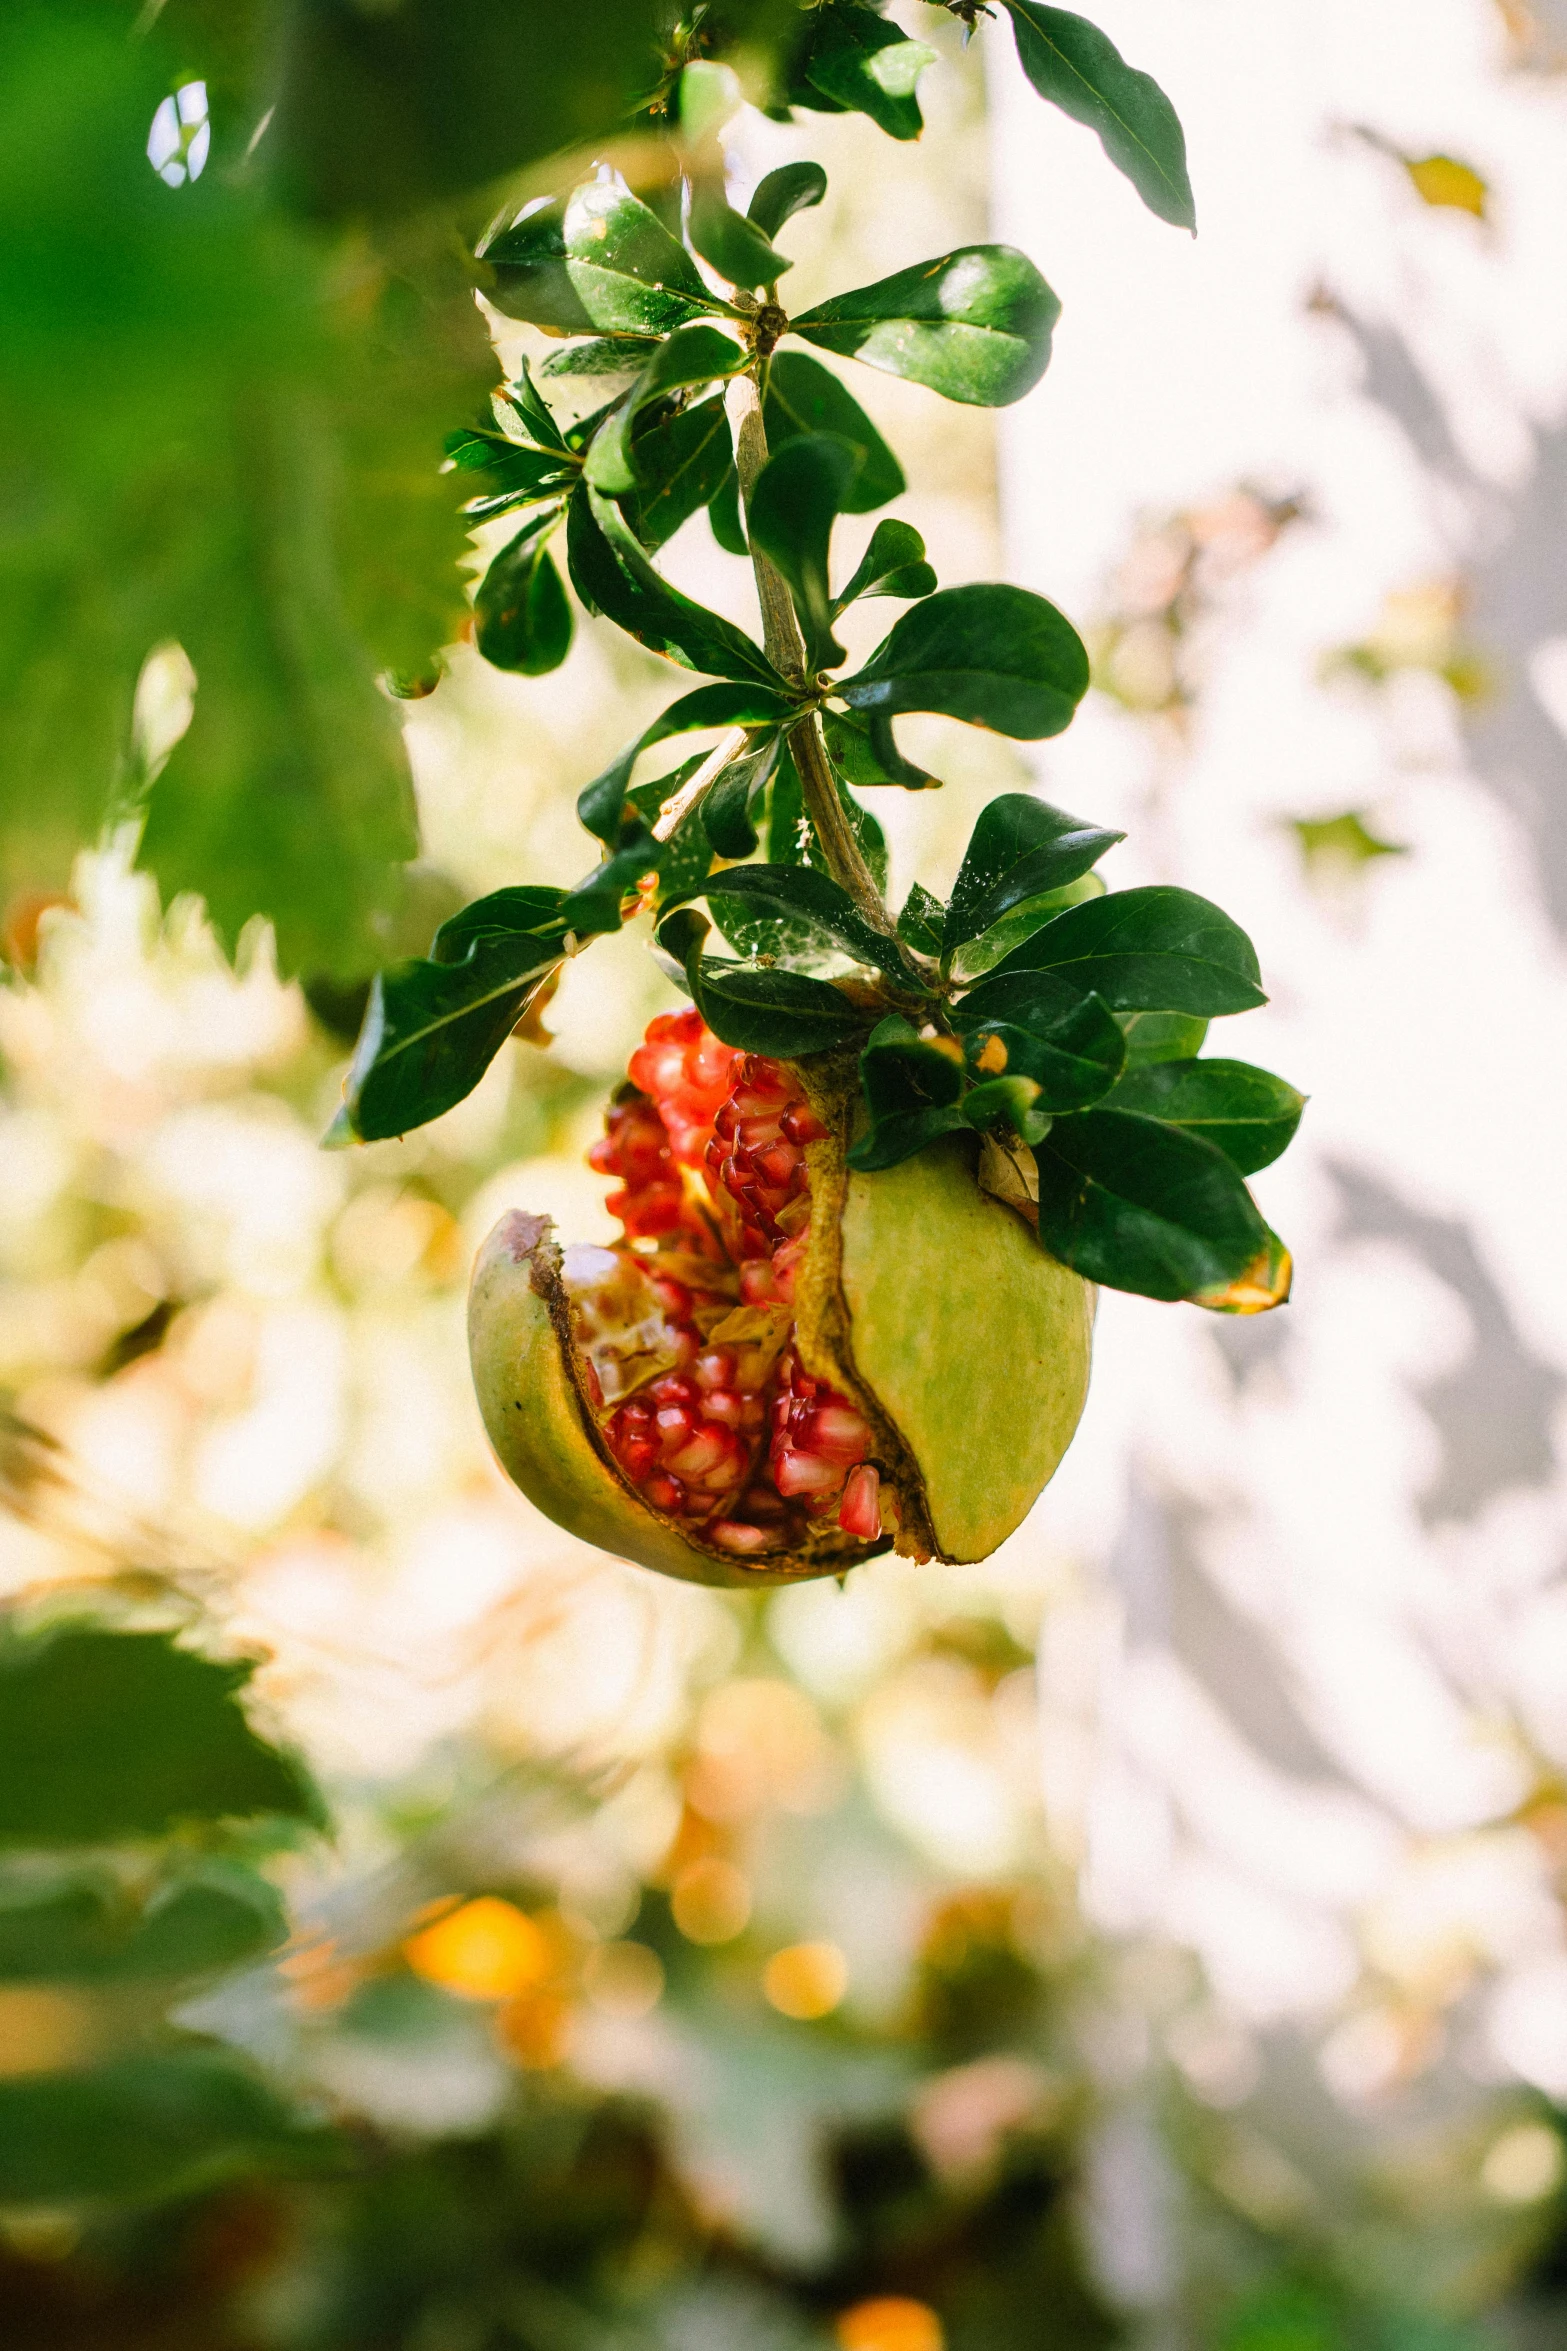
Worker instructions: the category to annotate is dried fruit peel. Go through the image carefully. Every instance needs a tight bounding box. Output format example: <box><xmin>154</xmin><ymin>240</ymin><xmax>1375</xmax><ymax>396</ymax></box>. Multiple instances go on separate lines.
<box><xmin>469</xmin><ymin>1036</ymin><xmax>1095</xmax><ymax>1586</ymax></box>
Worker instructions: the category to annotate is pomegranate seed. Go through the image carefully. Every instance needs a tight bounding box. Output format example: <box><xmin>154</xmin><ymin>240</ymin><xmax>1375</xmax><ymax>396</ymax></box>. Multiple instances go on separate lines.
<box><xmin>740</xmin><ymin>1261</ymin><xmax>778</xmax><ymax>1305</ymax></box>
<box><xmin>781</xmin><ymin>1103</ymin><xmax>828</xmax><ymax>1145</ymax></box>
<box><xmin>649</xmin><ymin>1376</ymin><xmax>696</xmax><ymax>1405</ymax></box>
<box><xmin>839</xmin><ymin>1464</ymin><xmax>881</xmax><ymax>1538</ymax></box>
<box><xmin>703</xmin><ymin>1388</ymin><xmax>744</xmax><ymax>1427</ymax></box>
<box><xmin>803</xmin><ymin>1405</ymin><xmax>871</xmax><ymax>1461</ymax></box>
<box><xmin>712</xmin><ymin>1520</ymin><xmax>771</xmax><ymax>1555</ymax></box>
<box><xmin>643</xmin><ymin>1471</ymin><xmax>685</xmax><ymax>1513</ymax></box>
<box><xmin>666</xmin><ymin>1426</ymin><xmax>731</xmax><ymax>1480</ymax></box>
<box><xmin>773</xmin><ymin>1447</ymin><xmax>843</xmax><ymax>1499</ymax></box>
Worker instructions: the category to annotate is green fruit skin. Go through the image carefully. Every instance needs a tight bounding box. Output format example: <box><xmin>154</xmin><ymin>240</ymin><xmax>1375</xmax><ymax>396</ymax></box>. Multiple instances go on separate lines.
<box><xmin>834</xmin><ymin>1138</ymin><xmax>1093</xmax><ymax>1562</ymax></box>
<box><xmin>468</xmin><ymin>1213</ymin><xmax>839</xmax><ymax>1590</ymax></box>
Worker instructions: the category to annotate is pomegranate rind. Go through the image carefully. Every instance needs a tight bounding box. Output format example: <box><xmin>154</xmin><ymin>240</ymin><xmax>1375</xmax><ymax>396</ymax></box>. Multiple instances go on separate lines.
<box><xmin>821</xmin><ymin>1135</ymin><xmax>1093</xmax><ymax>1562</ymax></box>
<box><xmin>468</xmin><ymin>1211</ymin><xmax>884</xmax><ymax>1589</ymax></box>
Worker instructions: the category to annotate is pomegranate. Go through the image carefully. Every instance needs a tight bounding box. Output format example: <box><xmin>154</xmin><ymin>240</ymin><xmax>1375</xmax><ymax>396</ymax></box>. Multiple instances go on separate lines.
<box><xmin>469</xmin><ymin>1010</ymin><xmax>1094</xmax><ymax>1586</ymax></box>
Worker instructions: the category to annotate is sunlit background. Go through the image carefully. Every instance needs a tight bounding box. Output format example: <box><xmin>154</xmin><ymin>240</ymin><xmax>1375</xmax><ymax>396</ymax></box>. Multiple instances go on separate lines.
<box><xmin>4</xmin><ymin>2</ymin><xmax>1567</xmax><ymax>2344</ymax></box>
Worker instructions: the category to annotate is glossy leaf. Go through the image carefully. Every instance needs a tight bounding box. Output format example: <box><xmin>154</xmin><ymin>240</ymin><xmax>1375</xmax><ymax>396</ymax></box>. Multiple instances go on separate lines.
<box><xmin>748</xmin><ymin>435</ymin><xmax>858</xmax><ymax>672</ymax></box>
<box><xmin>473</xmin><ymin>510</ymin><xmax>572</xmax><ymax>674</ymax></box>
<box><xmin>763</xmin><ymin>353</ymin><xmax>905</xmax><ymax>512</ymax></box>
<box><xmin>689</xmin><ymin>184</ymin><xmax>792</xmax><ymax>290</ymax></box>
<box><xmin>577</xmin><ymin>681</ymin><xmax>798</xmax><ymax>844</ymax></box>
<box><xmin>944</xmin><ymin>793</ymin><xmax>1122</xmax><ymax>953</ymax></box>
<box><xmin>538</xmin><ymin>336</ymin><xmax>654</xmax><ymax>379</ymax></box>
<box><xmin>482</xmin><ymin>182</ymin><xmax>720</xmax><ymax>336</ymax></box>
<box><xmin>792</xmin><ymin>247</ymin><xmax>1060</xmax><ymax>407</ymax></box>
<box><xmin>824</xmin><ymin>709</ymin><xmax>941</xmax><ymax>791</ymax></box>
<box><xmin>674</xmin><ymin>934</ymin><xmax>867</xmax><ymax>1057</ymax></box>
<box><xmin>897</xmin><ymin>882</ymin><xmax>946</xmax><ymax>957</ymax></box>
<box><xmin>567</xmin><ymin>487</ymin><xmax>786</xmax><ymax>688</ymax></box>
<box><xmin>948</xmin><ymin>872</ymin><xmax>1106</xmax><ymax>982</ymax></box>
<box><xmin>0</xmin><ymin>2050</ymin><xmax>332</xmax><ymax>2207</ymax></box>
<box><xmin>833</xmin><ymin>519</ymin><xmax>937</xmax><ymax>615</ymax></box>
<box><xmin>1191</xmin><ymin>1227</ymin><xmax>1294</xmax><ymax>1315</ymax></box>
<box><xmin>859</xmin><ymin>1016</ymin><xmax>966</xmax><ymax>1118</ymax></box>
<box><xmin>678</xmin><ymin>862</ymin><xmax>916</xmax><ymax>990</ymax></box>
<box><xmin>963</xmin><ymin>994</ymin><xmax>1125</xmax><ymax>1111</ymax></box>
<box><xmin>444</xmin><ymin>431</ymin><xmax>575</xmax><ymax>513</ymax></box>
<box><xmin>701</xmin><ymin>737</ymin><xmax>783</xmax><ymax>858</ymax></box>
<box><xmin>951</xmin><ymin>962</ymin><xmax>1096</xmax><ymax>1039</ymax></box>
<box><xmin>848</xmin><ymin>1102</ymin><xmax>972</xmax><ymax>1172</ymax></box>
<box><xmin>793</xmin><ymin>4</ymin><xmax>937</xmax><ymax>142</ymax></box>
<box><xmin>1118</xmin><ymin>1009</ymin><xmax>1209</xmax><ymax>1066</ymax></box>
<box><xmin>709</xmin><ymin>463</ymin><xmax>748</xmax><ymax>554</ymax></box>
<box><xmin>627</xmin><ymin>398</ymin><xmax>735</xmax><ymax>551</ymax></box>
<box><xmin>494</xmin><ymin>358</ymin><xmax>570</xmax><ymax>452</ymax></box>
<box><xmin>837</xmin><ymin>585</ymin><xmax>1090</xmax><ymax>738</ymax></box>
<box><xmin>0</xmin><ymin>1628</ymin><xmax>319</xmax><ymax>1847</ymax></box>
<box><xmin>583</xmin><ymin>324</ymin><xmax>745</xmax><ymax>497</ymax></box>
<box><xmin>993</xmin><ymin>885</ymin><xmax>1266</xmax><ymax>1013</ymax></box>
<box><xmin>335</xmin><ymin>923</ymin><xmax>569</xmax><ymax>1143</ymax></box>
<box><xmin>1108</xmin><ymin>1057</ymin><xmax>1305</xmax><ymax>1173</ymax></box>
<box><xmin>962</xmin><ymin>1073</ymin><xmax>1051</xmax><ymax>1146</ymax></box>
<box><xmin>748</xmin><ymin>162</ymin><xmax>829</xmax><ymax>240</ymax></box>
<box><xmin>1034</xmin><ymin>1108</ymin><xmax>1267</xmax><ymax>1300</ymax></box>
<box><xmin>1003</xmin><ymin>2</ymin><xmax>1196</xmax><ymax>232</ymax></box>
<box><xmin>0</xmin><ymin>1862</ymin><xmax>286</xmax><ymax>1984</ymax></box>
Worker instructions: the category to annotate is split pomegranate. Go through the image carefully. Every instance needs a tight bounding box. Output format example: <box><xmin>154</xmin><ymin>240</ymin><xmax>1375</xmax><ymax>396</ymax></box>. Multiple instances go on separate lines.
<box><xmin>568</xmin><ymin>1011</ymin><xmax>883</xmax><ymax>1558</ymax></box>
<box><xmin>470</xmin><ymin>1004</ymin><xmax>1096</xmax><ymax>1585</ymax></box>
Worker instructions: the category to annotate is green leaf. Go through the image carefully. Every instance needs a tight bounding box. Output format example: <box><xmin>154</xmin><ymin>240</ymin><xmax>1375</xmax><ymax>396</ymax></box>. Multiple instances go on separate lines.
<box><xmin>1034</xmin><ymin>1108</ymin><xmax>1267</xmax><ymax>1299</ymax></box>
<box><xmin>824</xmin><ymin>708</ymin><xmax>940</xmax><ymax>790</ymax></box>
<box><xmin>538</xmin><ymin>337</ymin><xmax>654</xmax><ymax>379</ymax></box>
<box><xmin>833</xmin><ymin>519</ymin><xmax>937</xmax><ymax>614</ymax></box>
<box><xmin>1118</xmin><ymin>1009</ymin><xmax>1209</xmax><ymax>1066</ymax></box>
<box><xmin>473</xmin><ymin>509</ymin><xmax>573</xmax><ymax>674</ymax></box>
<box><xmin>792</xmin><ymin>247</ymin><xmax>1060</xmax><ymax>407</ymax></box>
<box><xmin>688</xmin><ymin>184</ymin><xmax>793</xmax><ymax>291</ymax></box>
<box><xmin>0</xmin><ymin>11</ymin><xmax>505</xmax><ymax>982</ymax></box>
<box><xmin>709</xmin><ymin>463</ymin><xmax>748</xmax><ymax>555</ymax></box>
<box><xmin>577</xmin><ymin>682</ymin><xmax>798</xmax><ymax>845</ymax></box>
<box><xmin>793</xmin><ymin>4</ymin><xmax>937</xmax><ymax>142</ymax></box>
<box><xmin>267</xmin><ymin>0</ymin><xmax>671</xmax><ymax>220</ymax></box>
<box><xmin>747</xmin><ymin>435</ymin><xmax>859</xmax><ymax>672</ymax></box>
<box><xmin>951</xmin><ymin>962</ymin><xmax>1094</xmax><ymax>1038</ymax></box>
<box><xmin>494</xmin><ymin>358</ymin><xmax>571</xmax><ymax>453</ymax></box>
<box><xmin>583</xmin><ymin>323</ymin><xmax>745</xmax><ymax>497</ymax></box>
<box><xmin>837</xmin><ymin>585</ymin><xmax>1089</xmax><ymax>738</ymax></box>
<box><xmin>567</xmin><ymin>486</ymin><xmax>786</xmax><ymax>687</ymax></box>
<box><xmin>948</xmin><ymin>871</ymin><xmax>1106</xmax><ymax>981</ymax></box>
<box><xmin>335</xmin><ymin>909</ymin><xmax>571</xmax><ymax>1143</ymax></box>
<box><xmin>0</xmin><ymin>1861</ymin><xmax>286</xmax><ymax>1984</ymax></box>
<box><xmin>701</xmin><ymin>738</ymin><xmax>783</xmax><ymax>858</ymax></box>
<box><xmin>962</xmin><ymin>995</ymin><xmax>1125</xmax><ymax>1111</ymax></box>
<box><xmin>663</xmin><ymin>913</ymin><xmax>867</xmax><ymax>1055</ymax></box>
<box><xmin>0</xmin><ymin>1627</ymin><xmax>320</xmax><ymax>1847</ymax></box>
<box><xmin>626</xmin><ymin>398</ymin><xmax>735</xmax><ymax>551</ymax></box>
<box><xmin>482</xmin><ymin>182</ymin><xmax>721</xmax><ymax>336</ymax></box>
<box><xmin>681</xmin><ymin>862</ymin><xmax>917</xmax><ymax>990</ymax></box>
<box><xmin>748</xmin><ymin>162</ymin><xmax>829</xmax><ymax>240</ymax></box>
<box><xmin>1107</xmin><ymin>1058</ymin><xmax>1305</xmax><ymax>1174</ymax></box>
<box><xmin>0</xmin><ymin>2050</ymin><xmax>333</xmax><ymax>2208</ymax></box>
<box><xmin>764</xmin><ymin>353</ymin><xmax>904</xmax><ymax>512</ymax></box>
<box><xmin>897</xmin><ymin>882</ymin><xmax>946</xmax><ymax>956</ymax></box>
<box><xmin>1002</xmin><ymin>3</ymin><xmax>1196</xmax><ymax>232</ymax></box>
<box><xmin>962</xmin><ymin>1073</ymin><xmax>1051</xmax><ymax>1146</ymax></box>
<box><xmin>444</xmin><ymin>431</ymin><xmax>575</xmax><ymax>513</ymax></box>
<box><xmin>944</xmin><ymin>793</ymin><xmax>1122</xmax><ymax>953</ymax></box>
<box><xmin>859</xmin><ymin>1016</ymin><xmax>966</xmax><ymax>1117</ymax></box>
<box><xmin>993</xmin><ymin>885</ymin><xmax>1267</xmax><ymax>1013</ymax></box>
<box><xmin>847</xmin><ymin>1103</ymin><xmax>972</xmax><ymax>1171</ymax></box>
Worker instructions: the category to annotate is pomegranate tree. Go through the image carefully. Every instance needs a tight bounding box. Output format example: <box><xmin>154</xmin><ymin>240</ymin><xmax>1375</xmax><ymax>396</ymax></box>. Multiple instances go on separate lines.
<box><xmin>333</xmin><ymin>59</ymin><xmax>1303</xmax><ymax>1583</ymax></box>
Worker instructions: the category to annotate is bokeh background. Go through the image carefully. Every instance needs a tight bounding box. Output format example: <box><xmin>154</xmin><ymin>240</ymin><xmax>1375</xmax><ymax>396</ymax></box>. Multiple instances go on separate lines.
<box><xmin>4</xmin><ymin>3</ymin><xmax>1567</xmax><ymax>2345</ymax></box>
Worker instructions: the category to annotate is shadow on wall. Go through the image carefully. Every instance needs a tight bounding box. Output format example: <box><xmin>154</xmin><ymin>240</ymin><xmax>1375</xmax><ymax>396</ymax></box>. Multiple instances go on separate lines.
<box><xmin>1329</xmin><ymin>1161</ymin><xmax>1564</xmax><ymax>1525</ymax></box>
<box><xmin>1327</xmin><ymin>294</ymin><xmax>1567</xmax><ymax>937</ymax></box>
